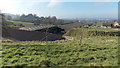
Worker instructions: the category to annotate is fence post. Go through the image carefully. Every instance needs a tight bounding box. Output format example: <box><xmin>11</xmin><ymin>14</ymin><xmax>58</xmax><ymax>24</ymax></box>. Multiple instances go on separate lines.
<box><xmin>80</xmin><ymin>29</ymin><xmax>83</xmax><ymax>45</ymax></box>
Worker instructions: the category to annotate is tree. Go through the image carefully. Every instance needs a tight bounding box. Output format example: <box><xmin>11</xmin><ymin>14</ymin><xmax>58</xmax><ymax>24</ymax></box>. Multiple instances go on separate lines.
<box><xmin>6</xmin><ymin>15</ymin><xmax>12</xmax><ymax>20</ymax></box>
<box><xmin>20</xmin><ymin>14</ymin><xmax>26</xmax><ymax>22</ymax></box>
<box><xmin>11</xmin><ymin>13</ymin><xmax>67</xmax><ymax>25</ymax></box>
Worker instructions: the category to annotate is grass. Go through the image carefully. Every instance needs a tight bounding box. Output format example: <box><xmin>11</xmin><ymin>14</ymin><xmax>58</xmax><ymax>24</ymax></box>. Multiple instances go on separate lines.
<box><xmin>69</xmin><ymin>28</ymin><xmax>119</xmax><ymax>32</ymax></box>
<box><xmin>9</xmin><ymin>21</ymin><xmax>34</xmax><ymax>26</ymax></box>
<box><xmin>64</xmin><ymin>28</ymin><xmax>119</xmax><ymax>37</ymax></box>
<box><xmin>1</xmin><ymin>28</ymin><xmax>119</xmax><ymax>67</ymax></box>
<box><xmin>2</xmin><ymin>37</ymin><xmax>118</xmax><ymax>66</ymax></box>
<box><xmin>7</xmin><ymin>20</ymin><xmax>34</xmax><ymax>28</ymax></box>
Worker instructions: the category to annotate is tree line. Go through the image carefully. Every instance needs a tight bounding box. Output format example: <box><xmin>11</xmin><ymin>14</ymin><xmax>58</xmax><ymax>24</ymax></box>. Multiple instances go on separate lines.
<box><xmin>6</xmin><ymin>14</ymin><xmax>70</xmax><ymax>25</ymax></box>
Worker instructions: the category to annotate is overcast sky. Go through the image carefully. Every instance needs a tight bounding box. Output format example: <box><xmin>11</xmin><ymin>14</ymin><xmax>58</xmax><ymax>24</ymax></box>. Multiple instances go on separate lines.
<box><xmin>0</xmin><ymin>0</ymin><xmax>119</xmax><ymax>19</ymax></box>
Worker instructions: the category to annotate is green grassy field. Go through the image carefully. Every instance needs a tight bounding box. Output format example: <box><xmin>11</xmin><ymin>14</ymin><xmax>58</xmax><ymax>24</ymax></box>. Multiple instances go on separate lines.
<box><xmin>7</xmin><ymin>20</ymin><xmax>34</xmax><ymax>28</ymax></box>
<box><xmin>64</xmin><ymin>28</ymin><xmax>119</xmax><ymax>37</ymax></box>
<box><xmin>1</xmin><ymin>28</ymin><xmax>119</xmax><ymax>67</ymax></box>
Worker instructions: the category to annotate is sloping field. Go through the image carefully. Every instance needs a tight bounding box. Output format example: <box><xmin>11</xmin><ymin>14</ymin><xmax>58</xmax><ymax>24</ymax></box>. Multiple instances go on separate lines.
<box><xmin>64</xmin><ymin>28</ymin><xmax>119</xmax><ymax>37</ymax></box>
<box><xmin>7</xmin><ymin>21</ymin><xmax>34</xmax><ymax>28</ymax></box>
<box><xmin>1</xmin><ymin>28</ymin><xmax>119</xmax><ymax>67</ymax></box>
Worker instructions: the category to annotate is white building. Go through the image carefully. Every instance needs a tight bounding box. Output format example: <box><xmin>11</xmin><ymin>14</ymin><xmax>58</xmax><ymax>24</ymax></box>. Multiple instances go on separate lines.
<box><xmin>113</xmin><ymin>21</ymin><xmax>119</xmax><ymax>27</ymax></box>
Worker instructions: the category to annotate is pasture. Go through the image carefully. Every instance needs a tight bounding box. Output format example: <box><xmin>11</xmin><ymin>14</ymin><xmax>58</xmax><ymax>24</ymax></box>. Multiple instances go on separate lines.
<box><xmin>7</xmin><ymin>21</ymin><xmax>34</xmax><ymax>28</ymax></box>
<box><xmin>1</xmin><ymin>28</ymin><xmax>119</xmax><ymax>67</ymax></box>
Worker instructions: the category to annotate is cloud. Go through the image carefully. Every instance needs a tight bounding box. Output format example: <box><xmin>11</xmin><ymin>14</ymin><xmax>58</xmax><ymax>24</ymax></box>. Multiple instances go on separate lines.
<box><xmin>93</xmin><ymin>0</ymin><xmax>118</xmax><ymax>7</ymax></box>
<box><xmin>47</xmin><ymin>0</ymin><xmax>61</xmax><ymax>8</ymax></box>
<box><xmin>0</xmin><ymin>0</ymin><xmax>118</xmax><ymax>14</ymax></box>
<box><xmin>0</xmin><ymin>0</ymin><xmax>53</xmax><ymax>14</ymax></box>
<box><xmin>46</xmin><ymin>0</ymin><xmax>118</xmax><ymax>8</ymax></box>
<box><xmin>93</xmin><ymin>2</ymin><xmax>107</xmax><ymax>7</ymax></box>
<box><xmin>0</xmin><ymin>0</ymin><xmax>21</xmax><ymax>13</ymax></box>
<box><xmin>0</xmin><ymin>0</ymin><xmax>44</xmax><ymax>14</ymax></box>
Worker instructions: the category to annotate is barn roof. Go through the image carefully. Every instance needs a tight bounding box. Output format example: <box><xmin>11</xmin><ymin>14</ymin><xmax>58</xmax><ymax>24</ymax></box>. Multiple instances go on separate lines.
<box><xmin>19</xmin><ymin>24</ymin><xmax>55</xmax><ymax>31</ymax></box>
<box><xmin>19</xmin><ymin>22</ymin><xmax>82</xmax><ymax>31</ymax></box>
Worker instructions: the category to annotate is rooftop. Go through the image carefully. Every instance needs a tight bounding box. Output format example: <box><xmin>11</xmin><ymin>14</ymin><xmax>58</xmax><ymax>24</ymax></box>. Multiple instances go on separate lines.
<box><xmin>19</xmin><ymin>24</ymin><xmax>55</xmax><ymax>31</ymax></box>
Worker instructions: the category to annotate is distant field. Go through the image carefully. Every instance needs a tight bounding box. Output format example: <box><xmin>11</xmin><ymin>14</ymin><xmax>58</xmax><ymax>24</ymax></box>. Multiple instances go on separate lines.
<box><xmin>7</xmin><ymin>20</ymin><xmax>34</xmax><ymax>28</ymax></box>
<box><xmin>64</xmin><ymin>28</ymin><xmax>119</xmax><ymax>37</ymax></box>
<box><xmin>1</xmin><ymin>28</ymin><xmax>118</xmax><ymax>67</ymax></box>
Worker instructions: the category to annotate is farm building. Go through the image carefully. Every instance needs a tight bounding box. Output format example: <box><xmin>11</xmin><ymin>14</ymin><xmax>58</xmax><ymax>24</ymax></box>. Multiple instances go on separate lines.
<box><xmin>113</xmin><ymin>21</ymin><xmax>119</xmax><ymax>27</ymax></box>
<box><xmin>2</xmin><ymin>20</ymin><xmax>83</xmax><ymax>41</ymax></box>
<box><xmin>103</xmin><ymin>21</ymin><xmax>119</xmax><ymax>28</ymax></box>
<box><xmin>3</xmin><ymin>25</ymin><xmax>65</xmax><ymax>41</ymax></box>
